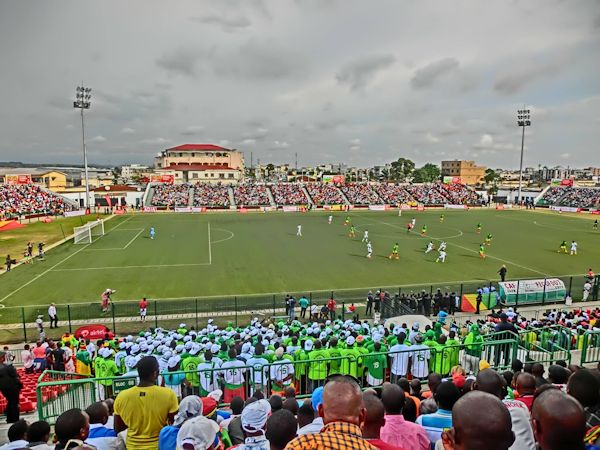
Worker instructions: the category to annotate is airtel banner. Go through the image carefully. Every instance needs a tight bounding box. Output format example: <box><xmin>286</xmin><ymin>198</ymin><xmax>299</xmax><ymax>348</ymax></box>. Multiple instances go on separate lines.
<box><xmin>5</xmin><ymin>175</ymin><xmax>32</xmax><ymax>185</ymax></box>
<box><xmin>74</xmin><ymin>324</ymin><xmax>110</xmax><ymax>340</ymax></box>
<box><xmin>150</xmin><ymin>175</ymin><xmax>175</xmax><ymax>184</ymax></box>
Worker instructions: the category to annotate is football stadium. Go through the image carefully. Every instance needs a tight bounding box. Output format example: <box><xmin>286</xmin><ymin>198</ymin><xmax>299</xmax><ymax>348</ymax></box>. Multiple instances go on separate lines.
<box><xmin>0</xmin><ymin>1</ymin><xmax>599</xmax><ymax>449</ymax></box>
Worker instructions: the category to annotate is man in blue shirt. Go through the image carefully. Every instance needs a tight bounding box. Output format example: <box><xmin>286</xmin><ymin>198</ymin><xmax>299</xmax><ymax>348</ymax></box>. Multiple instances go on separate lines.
<box><xmin>416</xmin><ymin>380</ymin><xmax>461</xmax><ymax>446</ymax></box>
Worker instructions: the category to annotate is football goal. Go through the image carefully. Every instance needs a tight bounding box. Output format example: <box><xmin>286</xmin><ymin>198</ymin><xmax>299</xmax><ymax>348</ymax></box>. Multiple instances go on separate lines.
<box><xmin>73</xmin><ymin>219</ymin><xmax>105</xmax><ymax>244</ymax></box>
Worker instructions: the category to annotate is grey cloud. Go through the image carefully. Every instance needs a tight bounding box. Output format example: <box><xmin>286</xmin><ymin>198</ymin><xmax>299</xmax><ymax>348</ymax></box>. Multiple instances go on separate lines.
<box><xmin>493</xmin><ymin>59</ymin><xmax>566</xmax><ymax>95</ymax></box>
<box><xmin>411</xmin><ymin>57</ymin><xmax>460</xmax><ymax>89</ymax></box>
<box><xmin>190</xmin><ymin>13</ymin><xmax>251</xmax><ymax>31</ymax></box>
<box><xmin>336</xmin><ymin>54</ymin><xmax>396</xmax><ymax>91</ymax></box>
<box><xmin>156</xmin><ymin>47</ymin><xmax>206</xmax><ymax>77</ymax></box>
<box><xmin>180</xmin><ymin>125</ymin><xmax>205</xmax><ymax>136</ymax></box>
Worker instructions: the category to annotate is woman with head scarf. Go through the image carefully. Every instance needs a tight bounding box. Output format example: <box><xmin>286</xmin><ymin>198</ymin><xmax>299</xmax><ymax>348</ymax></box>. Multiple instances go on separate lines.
<box><xmin>158</xmin><ymin>395</ymin><xmax>203</xmax><ymax>450</ymax></box>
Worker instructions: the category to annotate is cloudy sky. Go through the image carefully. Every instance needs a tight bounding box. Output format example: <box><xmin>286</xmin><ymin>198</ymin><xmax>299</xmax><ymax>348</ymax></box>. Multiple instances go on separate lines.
<box><xmin>0</xmin><ymin>0</ymin><xmax>599</xmax><ymax>169</ymax></box>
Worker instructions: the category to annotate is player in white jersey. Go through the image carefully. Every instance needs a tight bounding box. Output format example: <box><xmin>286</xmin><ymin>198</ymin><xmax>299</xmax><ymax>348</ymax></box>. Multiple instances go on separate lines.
<box><xmin>411</xmin><ymin>218</ymin><xmax>416</xmax><ymax>227</ymax></box>
<box><xmin>362</xmin><ymin>229</ymin><xmax>369</xmax><ymax>242</ymax></box>
<box><xmin>366</xmin><ymin>241</ymin><xmax>373</xmax><ymax>259</ymax></box>
<box><xmin>328</xmin><ymin>215</ymin><xmax>333</xmax><ymax>224</ymax></box>
<box><xmin>570</xmin><ymin>241</ymin><xmax>578</xmax><ymax>255</ymax></box>
<box><xmin>296</xmin><ymin>224</ymin><xmax>302</xmax><ymax>236</ymax></box>
<box><xmin>409</xmin><ymin>336</ymin><xmax>431</xmax><ymax>379</ymax></box>
<box><xmin>438</xmin><ymin>241</ymin><xmax>447</xmax><ymax>252</ymax></box>
<box><xmin>436</xmin><ymin>250</ymin><xmax>447</xmax><ymax>263</ymax></box>
<box><xmin>389</xmin><ymin>340</ymin><xmax>411</xmax><ymax>382</ymax></box>
<box><xmin>425</xmin><ymin>241</ymin><xmax>434</xmax><ymax>254</ymax></box>
<box><xmin>198</xmin><ymin>354</ymin><xmax>221</xmax><ymax>396</ymax></box>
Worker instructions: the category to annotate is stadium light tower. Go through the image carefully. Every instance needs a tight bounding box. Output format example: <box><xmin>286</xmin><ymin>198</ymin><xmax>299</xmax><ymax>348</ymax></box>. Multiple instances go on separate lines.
<box><xmin>73</xmin><ymin>85</ymin><xmax>92</xmax><ymax>208</ymax></box>
<box><xmin>516</xmin><ymin>107</ymin><xmax>531</xmax><ymax>205</ymax></box>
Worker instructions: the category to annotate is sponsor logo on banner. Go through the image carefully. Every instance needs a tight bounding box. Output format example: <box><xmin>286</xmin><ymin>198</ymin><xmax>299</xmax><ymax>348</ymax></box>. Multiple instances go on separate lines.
<box><xmin>64</xmin><ymin>209</ymin><xmax>87</xmax><ymax>218</ymax></box>
<box><xmin>368</xmin><ymin>205</ymin><xmax>387</xmax><ymax>211</ymax></box>
<box><xmin>444</xmin><ymin>204</ymin><xmax>468</xmax><ymax>209</ymax></box>
<box><xmin>143</xmin><ymin>207</ymin><xmax>157</xmax><ymax>213</ymax></box>
<box><xmin>150</xmin><ymin>175</ymin><xmax>175</xmax><ymax>184</ymax></box>
<box><xmin>592</xmin><ymin>210</ymin><xmax>600</xmax><ymax>215</ymax></box>
<box><xmin>496</xmin><ymin>204</ymin><xmax>504</xmax><ymax>210</ymax></box>
<box><xmin>238</xmin><ymin>208</ymin><xmax>248</xmax><ymax>213</ymax></box>
<box><xmin>560</xmin><ymin>179</ymin><xmax>574</xmax><ymax>186</ymax></box>
<box><xmin>417</xmin><ymin>205</ymin><xmax>425</xmax><ymax>211</ymax></box>
<box><xmin>191</xmin><ymin>207</ymin><xmax>205</xmax><ymax>213</ymax></box>
<box><xmin>5</xmin><ymin>174</ymin><xmax>32</xmax><ymax>185</ymax></box>
<box><xmin>551</xmin><ymin>206</ymin><xmax>580</xmax><ymax>213</ymax></box>
<box><xmin>400</xmin><ymin>204</ymin><xmax>412</xmax><ymax>210</ymax></box>
<box><xmin>322</xmin><ymin>175</ymin><xmax>345</xmax><ymax>185</ymax></box>
<box><xmin>282</xmin><ymin>206</ymin><xmax>299</xmax><ymax>212</ymax></box>
<box><xmin>330</xmin><ymin>204</ymin><xmax>346</xmax><ymax>211</ymax></box>
<box><xmin>75</xmin><ymin>324</ymin><xmax>110</xmax><ymax>340</ymax></box>
<box><xmin>174</xmin><ymin>207</ymin><xmax>192</xmax><ymax>213</ymax></box>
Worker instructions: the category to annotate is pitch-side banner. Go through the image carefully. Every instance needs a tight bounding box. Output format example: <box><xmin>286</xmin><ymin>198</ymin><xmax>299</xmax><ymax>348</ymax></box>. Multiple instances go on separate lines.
<box><xmin>498</xmin><ymin>278</ymin><xmax>566</xmax><ymax>304</ymax></box>
<box><xmin>368</xmin><ymin>205</ymin><xmax>387</xmax><ymax>211</ymax></box>
<box><xmin>282</xmin><ymin>206</ymin><xmax>299</xmax><ymax>212</ymax></box>
<box><xmin>143</xmin><ymin>206</ymin><xmax>157</xmax><ymax>213</ymax></box>
<box><xmin>550</xmin><ymin>206</ymin><xmax>581</xmax><ymax>213</ymax></box>
<box><xmin>444</xmin><ymin>204</ymin><xmax>468</xmax><ymax>209</ymax></box>
<box><xmin>64</xmin><ymin>209</ymin><xmax>87</xmax><ymax>218</ymax></box>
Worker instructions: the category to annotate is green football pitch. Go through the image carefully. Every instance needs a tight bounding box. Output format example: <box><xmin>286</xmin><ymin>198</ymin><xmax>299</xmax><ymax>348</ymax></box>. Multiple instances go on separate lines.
<box><xmin>0</xmin><ymin>208</ymin><xmax>598</xmax><ymax>308</ymax></box>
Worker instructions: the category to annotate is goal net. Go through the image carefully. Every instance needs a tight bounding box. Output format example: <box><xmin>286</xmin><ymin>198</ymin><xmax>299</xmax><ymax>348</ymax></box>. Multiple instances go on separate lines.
<box><xmin>73</xmin><ymin>220</ymin><xmax>105</xmax><ymax>244</ymax></box>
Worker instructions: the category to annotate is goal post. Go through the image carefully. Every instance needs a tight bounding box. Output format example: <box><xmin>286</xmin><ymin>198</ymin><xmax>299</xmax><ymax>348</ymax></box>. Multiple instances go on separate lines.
<box><xmin>73</xmin><ymin>219</ymin><xmax>105</xmax><ymax>244</ymax></box>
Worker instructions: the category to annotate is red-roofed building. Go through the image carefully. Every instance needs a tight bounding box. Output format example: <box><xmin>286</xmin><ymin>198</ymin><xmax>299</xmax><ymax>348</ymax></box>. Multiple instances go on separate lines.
<box><xmin>154</xmin><ymin>144</ymin><xmax>244</xmax><ymax>184</ymax></box>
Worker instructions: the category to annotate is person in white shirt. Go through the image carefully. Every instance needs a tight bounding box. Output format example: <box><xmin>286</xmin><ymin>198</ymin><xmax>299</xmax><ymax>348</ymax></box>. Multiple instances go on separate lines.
<box><xmin>85</xmin><ymin>401</ymin><xmax>124</xmax><ymax>450</ymax></box>
<box><xmin>389</xmin><ymin>331</ymin><xmax>411</xmax><ymax>382</ymax></box>
<box><xmin>410</xmin><ymin>334</ymin><xmax>431</xmax><ymax>380</ymax></box>
<box><xmin>48</xmin><ymin>303</ymin><xmax>58</xmax><ymax>329</ymax></box>
<box><xmin>270</xmin><ymin>348</ymin><xmax>295</xmax><ymax>393</ymax></box>
<box><xmin>21</xmin><ymin>345</ymin><xmax>34</xmax><ymax>374</ymax></box>
<box><xmin>366</xmin><ymin>241</ymin><xmax>373</xmax><ymax>259</ymax></box>
<box><xmin>297</xmin><ymin>386</ymin><xmax>325</xmax><ymax>436</ymax></box>
<box><xmin>362</xmin><ymin>230</ymin><xmax>369</xmax><ymax>243</ymax></box>
<box><xmin>436</xmin><ymin>250</ymin><xmax>447</xmax><ymax>263</ymax></box>
<box><xmin>296</xmin><ymin>225</ymin><xmax>302</xmax><ymax>236</ymax></box>
<box><xmin>425</xmin><ymin>241</ymin><xmax>434</xmax><ymax>254</ymax></box>
<box><xmin>570</xmin><ymin>241</ymin><xmax>578</xmax><ymax>255</ymax></box>
<box><xmin>220</xmin><ymin>349</ymin><xmax>246</xmax><ymax>402</ymax></box>
<box><xmin>328</xmin><ymin>215</ymin><xmax>333</xmax><ymax>224</ymax></box>
<box><xmin>438</xmin><ymin>241</ymin><xmax>447</xmax><ymax>251</ymax></box>
<box><xmin>583</xmin><ymin>281</ymin><xmax>592</xmax><ymax>301</ymax></box>
<box><xmin>246</xmin><ymin>346</ymin><xmax>270</xmax><ymax>395</ymax></box>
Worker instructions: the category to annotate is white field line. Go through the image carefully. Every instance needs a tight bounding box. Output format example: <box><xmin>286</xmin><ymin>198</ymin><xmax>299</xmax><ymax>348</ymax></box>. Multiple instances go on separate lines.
<box><xmin>123</xmin><ymin>229</ymin><xmax>145</xmax><ymax>249</ymax></box>
<box><xmin>52</xmin><ymin>263</ymin><xmax>211</xmax><ymax>271</ymax></box>
<box><xmin>361</xmin><ymin>216</ymin><xmax>547</xmax><ymax>277</ymax></box>
<box><xmin>210</xmin><ymin>228</ymin><xmax>235</xmax><ymax>244</ymax></box>
<box><xmin>0</xmin><ymin>216</ymin><xmax>133</xmax><ymax>303</ymax></box>
<box><xmin>208</xmin><ymin>222</ymin><xmax>212</xmax><ymax>265</ymax></box>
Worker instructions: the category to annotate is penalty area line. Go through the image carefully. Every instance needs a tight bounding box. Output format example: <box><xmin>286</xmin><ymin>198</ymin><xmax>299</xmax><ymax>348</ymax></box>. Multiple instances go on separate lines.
<box><xmin>52</xmin><ymin>262</ymin><xmax>212</xmax><ymax>272</ymax></box>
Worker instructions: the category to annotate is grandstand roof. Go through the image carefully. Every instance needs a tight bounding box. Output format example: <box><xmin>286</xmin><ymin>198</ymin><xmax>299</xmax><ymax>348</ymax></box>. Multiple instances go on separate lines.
<box><xmin>158</xmin><ymin>164</ymin><xmax>238</xmax><ymax>171</ymax></box>
<box><xmin>165</xmin><ymin>144</ymin><xmax>233</xmax><ymax>152</ymax></box>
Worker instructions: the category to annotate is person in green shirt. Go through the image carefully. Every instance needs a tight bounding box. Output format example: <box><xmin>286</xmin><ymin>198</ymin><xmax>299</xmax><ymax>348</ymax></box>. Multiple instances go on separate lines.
<box><xmin>327</xmin><ymin>337</ymin><xmax>342</xmax><ymax>373</ymax></box>
<box><xmin>307</xmin><ymin>340</ymin><xmax>329</xmax><ymax>392</ymax></box>
<box><xmin>463</xmin><ymin>324</ymin><xmax>484</xmax><ymax>374</ymax></box>
<box><xmin>340</xmin><ymin>336</ymin><xmax>361</xmax><ymax>379</ymax></box>
<box><xmin>299</xmin><ymin>296</ymin><xmax>309</xmax><ymax>319</ymax></box>
<box><xmin>364</xmin><ymin>342</ymin><xmax>387</xmax><ymax>387</ymax></box>
<box><xmin>94</xmin><ymin>348</ymin><xmax>120</xmax><ymax>399</ymax></box>
<box><xmin>445</xmin><ymin>330</ymin><xmax>461</xmax><ymax>368</ymax></box>
<box><xmin>432</xmin><ymin>335</ymin><xmax>452</xmax><ymax>376</ymax></box>
<box><xmin>182</xmin><ymin>346</ymin><xmax>201</xmax><ymax>396</ymax></box>
<box><xmin>389</xmin><ymin>243</ymin><xmax>400</xmax><ymax>260</ymax></box>
<box><xmin>294</xmin><ymin>340</ymin><xmax>312</xmax><ymax>394</ymax></box>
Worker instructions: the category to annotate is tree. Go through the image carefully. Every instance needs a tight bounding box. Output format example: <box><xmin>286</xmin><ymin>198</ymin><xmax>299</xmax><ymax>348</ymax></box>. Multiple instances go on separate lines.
<box><xmin>484</xmin><ymin>168</ymin><xmax>500</xmax><ymax>185</ymax></box>
<box><xmin>265</xmin><ymin>163</ymin><xmax>275</xmax><ymax>177</ymax></box>
<box><xmin>389</xmin><ymin>158</ymin><xmax>415</xmax><ymax>182</ymax></box>
<box><xmin>412</xmin><ymin>163</ymin><xmax>441</xmax><ymax>183</ymax></box>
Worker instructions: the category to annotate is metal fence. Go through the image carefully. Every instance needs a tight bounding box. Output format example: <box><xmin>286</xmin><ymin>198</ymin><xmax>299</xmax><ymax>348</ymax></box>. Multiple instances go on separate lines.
<box><xmin>35</xmin><ymin>338</ymin><xmax>524</xmax><ymax>423</ymax></box>
<box><xmin>580</xmin><ymin>330</ymin><xmax>600</xmax><ymax>365</ymax></box>
<box><xmin>2</xmin><ymin>274</ymin><xmax>597</xmax><ymax>344</ymax></box>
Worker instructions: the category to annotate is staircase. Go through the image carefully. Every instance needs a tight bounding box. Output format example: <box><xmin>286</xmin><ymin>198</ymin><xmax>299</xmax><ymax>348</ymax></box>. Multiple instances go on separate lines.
<box><xmin>143</xmin><ymin>184</ymin><xmax>155</xmax><ymax>207</ymax></box>
<box><xmin>228</xmin><ymin>186</ymin><xmax>236</xmax><ymax>207</ymax></box>
<box><xmin>266</xmin><ymin>186</ymin><xmax>277</xmax><ymax>207</ymax></box>
<box><xmin>188</xmin><ymin>187</ymin><xmax>194</xmax><ymax>207</ymax></box>
<box><xmin>335</xmin><ymin>186</ymin><xmax>351</xmax><ymax>205</ymax></box>
<box><xmin>301</xmin><ymin>186</ymin><xmax>314</xmax><ymax>206</ymax></box>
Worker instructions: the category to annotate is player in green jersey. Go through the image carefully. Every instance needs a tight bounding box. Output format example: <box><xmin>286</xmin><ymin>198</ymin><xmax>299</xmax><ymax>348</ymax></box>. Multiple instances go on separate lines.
<box><xmin>558</xmin><ymin>240</ymin><xmax>568</xmax><ymax>254</ymax></box>
<box><xmin>479</xmin><ymin>243</ymin><xmax>486</xmax><ymax>259</ymax></box>
<box><xmin>389</xmin><ymin>243</ymin><xmax>400</xmax><ymax>260</ymax></box>
<box><xmin>476</xmin><ymin>223</ymin><xmax>482</xmax><ymax>234</ymax></box>
<box><xmin>485</xmin><ymin>233</ymin><xmax>493</xmax><ymax>245</ymax></box>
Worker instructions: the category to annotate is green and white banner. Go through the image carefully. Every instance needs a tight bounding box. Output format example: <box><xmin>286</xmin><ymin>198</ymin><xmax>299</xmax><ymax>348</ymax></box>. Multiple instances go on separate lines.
<box><xmin>498</xmin><ymin>278</ymin><xmax>566</xmax><ymax>304</ymax></box>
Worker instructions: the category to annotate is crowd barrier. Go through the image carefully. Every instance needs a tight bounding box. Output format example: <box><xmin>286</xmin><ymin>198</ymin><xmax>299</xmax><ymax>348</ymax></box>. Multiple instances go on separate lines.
<box><xmin>35</xmin><ymin>338</ymin><xmax>523</xmax><ymax>423</ymax></box>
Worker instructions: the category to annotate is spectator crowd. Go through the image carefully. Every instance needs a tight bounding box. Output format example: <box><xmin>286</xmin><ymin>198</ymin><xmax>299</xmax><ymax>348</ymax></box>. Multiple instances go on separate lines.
<box><xmin>304</xmin><ymin>183</ymin><xmax>345</xmax><ymax>205</ymax></box>
<box><xmin>193</xmin><ymin>184</ymin><xmax>231</xmax><ymax>208</ymax></box>
<box><xmin>0</xmin><ymin>185</ymin><xmax>75</xmax><ymax>218</ymax></box>
<box><xmin>151</xmin><ymin>184</ymin><xmax>191</xmax><ymax>207</ymax></box>
<box><xmin>233</xmin><ymin>183</ymin><xmax>271</xmax><ymax>206</ymax></box>
<box><xmin>539</xmin><ymin>186</ymin><xmax>600</xmax><ymax>209</ymax></box>
<box><xmin>269</xmin><ymin>184</ymin><xmax>309</xmax><ymax>205</ymax></box>
<box><xmin>339</xmin><ymin>183</ymin><xmax>382</xmax><ymax>205</ymax></box>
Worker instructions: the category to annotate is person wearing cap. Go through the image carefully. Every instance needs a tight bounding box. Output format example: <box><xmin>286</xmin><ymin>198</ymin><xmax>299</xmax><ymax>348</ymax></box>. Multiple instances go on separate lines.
<box><xmin>163</xmin><ymin>355</ymin><xmax>187</xmax><ymax>400</ymax></box>
<box><xmin>270</xmin><ymin>348</ymin><xmax>295</xmax><ymax>395</ymax></box>
<box><xmin>293</xmin><ymin>340</ymin><xmax>312</xmax><ymax>394</ymax></box>
<box><xmin>158</xmin><ymin>395</ymin><xmax>204</xmax><ymax>450</ymax></box>
<box><xmin>307</xmin><ymin>340</ymin><xmax>328</xmax><ymax>393</ymax></box>
<box><xmin>364</xmin><ymin>342</ymin><xmax>387</xmax><ymax>387</ymax></box>
<box><xmin>390</xmin><ymin>332</ymin><xmax>411</xmax><ymax>383</ymax></box>
<box><xmin>182</xmin><ymin>345</ymin><xmax>202</xmax><ymax>396</ymax></box>
<box><xmin>114</xmin><ymin>343</ymin><xmax>128</xmax><ymax>375</ymax></box>
<box><xmin>340</xmin><ymin>336</ymin><xmax>361</xmax><ymax>379</ymax></box>
<box><xmin>198</xmin><ymin>351</ymin><xmax>221</xmax><ymax>397</ymax></box>
<box><xmin>93</xmin><ymin>348</ymin><xmax>119</xmax><ymax>400</ymax></box>
<box><xmin>229</xmin><ymin>399</ymin><xmax>271</xmax><ymax>450</ymax></box>
<box><xmin>176</xmin><ymin>416</ymin><xmax>220</xmax><ymax>450</ymax></box>
<box><xmin>409</xmin><ymin>334</ymin><xmax>431</xmax><ymax>381</ymax></box>
<box><xmin>114</xmin><ymin>356</ymin><xmax>179</xmax><ymax>450</ymax></box>
<box><xmin>462</xmin><ymin>324</ymin><xmax>484</xmax><ymax>374</ymax></box>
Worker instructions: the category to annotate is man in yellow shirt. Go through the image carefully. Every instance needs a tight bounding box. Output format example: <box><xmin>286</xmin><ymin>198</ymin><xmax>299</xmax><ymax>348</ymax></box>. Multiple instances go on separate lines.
<box><xmin>114</xmin><ymin>356</ymin><xmax>179</xmax><ymax>450</ymax></box>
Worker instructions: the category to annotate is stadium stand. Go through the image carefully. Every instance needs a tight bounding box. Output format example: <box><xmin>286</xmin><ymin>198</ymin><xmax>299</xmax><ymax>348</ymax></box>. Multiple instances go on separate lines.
<box><xmin>150</xmin><ymin>183</ymin><xmax>191</xmax><ymax>207</ymax></box>
<box><xmin>374</xmin><ymin>183</ymin><xmax>416</xmax><ymax>205</ymax></box>
<box><xmin>305</xmin><ymin>183</ymin><xmax>346</xmax><ymax>205</ymax></box>
<box><xmin>192</xmin><ymin>183</ymin><xmax>230</xmax><ymax>208</ymax></box>
<box><xmin>0</xmin><ymin>185</ymin><xmax>75</xmax><ymax>218</ymax></box>
<box><xmin>233</xmin><ymin>183</ymin><xmax>271</xmax><ymax>206</ymax></box>
<box><xmin>537</xmin><ymin>186</ymin><xmax>600</xmax><ymax>209</ymax></box>
<box><xmin>404</xmin><ymin>183</ymin><xmax>449</xmax><ymax>205</ymax></box>
<box><xmin>339</xmin><ymin>183</ymin><xmax>382</xmax><ymax>205</ymax></box>
<box><xmin>269</xmin><ymin>183</ymin><xmax>309</xmax><ymax>205</ymax></box>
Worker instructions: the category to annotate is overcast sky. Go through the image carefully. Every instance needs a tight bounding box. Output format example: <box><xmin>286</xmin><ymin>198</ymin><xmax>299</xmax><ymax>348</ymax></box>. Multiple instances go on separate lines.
<box><xmin>0</xmin><ymin>0</ymin><xmax>599</xmax><ymax>169</ymax></box>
